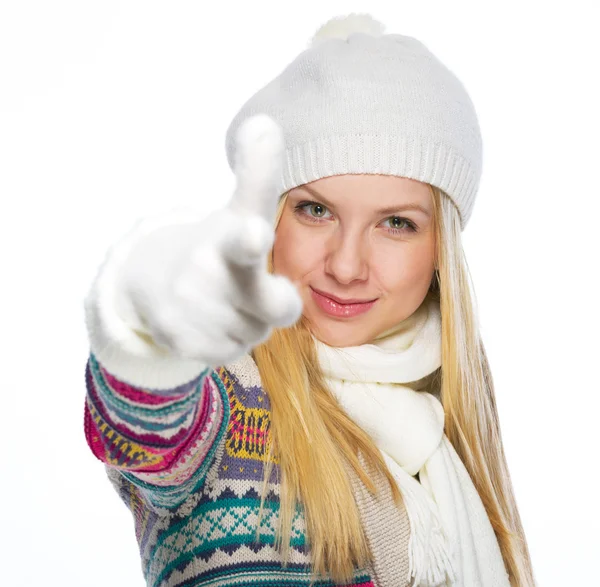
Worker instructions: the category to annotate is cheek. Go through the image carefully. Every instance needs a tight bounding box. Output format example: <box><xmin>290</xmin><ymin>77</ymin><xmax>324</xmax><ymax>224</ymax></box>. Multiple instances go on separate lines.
<box><xmin>374</xmin><ymin>241</ymin><xmax>436</xmax><ymax>294</ymax></box>
<box><xmin>273</xmin><ymin>217</ymin><xmax>322</xmax><ymax>279</ymax></box>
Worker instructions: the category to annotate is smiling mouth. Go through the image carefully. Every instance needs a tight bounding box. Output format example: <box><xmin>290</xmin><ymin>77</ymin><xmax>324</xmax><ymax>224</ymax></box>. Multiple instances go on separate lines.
<box><xmin>309</xmin><ymin>287</ymin><xmax>379</xmax><ymax>319</ymax></box>
<box><xmin>310</xmin><ymin>287</ymin><xmax>377</xmax><ymax>305</ymax></box>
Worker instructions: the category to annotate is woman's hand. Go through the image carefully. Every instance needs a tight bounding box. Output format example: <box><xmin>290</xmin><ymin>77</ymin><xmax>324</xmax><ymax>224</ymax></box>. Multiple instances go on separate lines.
<box><xmin>117</xmin><ymin>114</ymin><xmax>303</xmax><ymax>366</ymax></box>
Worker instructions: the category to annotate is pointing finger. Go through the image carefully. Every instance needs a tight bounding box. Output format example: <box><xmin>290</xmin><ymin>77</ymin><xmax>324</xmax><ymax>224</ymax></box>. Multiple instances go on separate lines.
<box><xmin>227</xmin><ymin>114</ymin><xmax>284</xmax><ymax>225</ymax></box>
<box><xmin>219</xmin><ymin>213</ymin><xmax>274</xmax><ymax>268</ymax></box>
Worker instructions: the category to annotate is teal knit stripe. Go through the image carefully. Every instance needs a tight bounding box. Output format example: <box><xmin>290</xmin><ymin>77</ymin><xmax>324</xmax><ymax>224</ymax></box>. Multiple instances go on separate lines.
<box><xmin>151</xmin><ymin>503</ymin><xmax>307</xmax><ymax>583</ymax></box>
<box><xmin>153</xmin><ymin>561</ymin><xmax>372</xmax><ymax>587</ymax></box>
<box><xmin>159</xmin><ymin>496</ymin><xmax>300</xmax><ymax>536</ymax></box>
<box><xmin>151</xmin><ymin>493</ymin><xmax>308</xmax><ymax>585</ymax></box>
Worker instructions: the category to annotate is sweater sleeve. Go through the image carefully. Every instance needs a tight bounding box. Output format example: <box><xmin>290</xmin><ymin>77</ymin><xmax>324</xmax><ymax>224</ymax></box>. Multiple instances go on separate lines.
<box><xmin>82</xmin><ymin>209</ymin><xmax>230</xmax><ymax>507</ymax></box>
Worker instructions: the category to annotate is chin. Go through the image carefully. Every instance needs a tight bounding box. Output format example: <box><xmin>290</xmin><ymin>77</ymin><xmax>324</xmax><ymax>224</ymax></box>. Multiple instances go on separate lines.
<box><xmin>307</xmin><ymin>316</ymin><xmax>374</xmax><ymax>348</ymax></box>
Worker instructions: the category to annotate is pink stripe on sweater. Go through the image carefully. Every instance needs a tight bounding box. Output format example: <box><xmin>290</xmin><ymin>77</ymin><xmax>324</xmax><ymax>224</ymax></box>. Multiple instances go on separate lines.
<box><xmin>230</xmin><ymin>421</ymin><xmax>267</xmax><ymax>442</ymax></box>
<box><xmin>101</xmin><ymin>365</ymin><xmax>200</xmax><ymax>405</ymax></box>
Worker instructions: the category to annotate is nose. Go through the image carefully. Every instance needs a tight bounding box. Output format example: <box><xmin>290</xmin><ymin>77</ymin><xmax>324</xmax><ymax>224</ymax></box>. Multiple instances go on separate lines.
<box><xmin>324</xmin><ymin>229</ymin><xmax>369</xmax><ymax>285</ymax></box>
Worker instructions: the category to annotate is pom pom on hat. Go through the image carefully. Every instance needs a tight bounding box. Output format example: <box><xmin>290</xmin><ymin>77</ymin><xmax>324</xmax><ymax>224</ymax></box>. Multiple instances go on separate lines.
<box><xmin>311</xmin><ymin>13</ymin><xmax>386</xmax><ymax>46</ymax></box>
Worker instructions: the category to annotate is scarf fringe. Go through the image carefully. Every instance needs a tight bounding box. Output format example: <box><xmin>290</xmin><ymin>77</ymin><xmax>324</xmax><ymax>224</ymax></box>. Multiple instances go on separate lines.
<box><xmin>385</xmin><ymin>455</ymin><xmax>456</xmax><ymax>586</ymax></box>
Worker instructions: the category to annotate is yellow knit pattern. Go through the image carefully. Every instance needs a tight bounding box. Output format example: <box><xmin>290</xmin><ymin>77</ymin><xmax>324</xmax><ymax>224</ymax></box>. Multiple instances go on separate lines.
<box><xmin>216</xmin><ymin>366</ymin><xmax>279</xmax><ymax>464</ymax></box>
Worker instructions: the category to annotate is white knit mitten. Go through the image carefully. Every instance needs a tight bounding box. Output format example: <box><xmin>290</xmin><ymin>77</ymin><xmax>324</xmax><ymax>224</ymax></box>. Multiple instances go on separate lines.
<box><xmin>85</xmin><ymin>114</ymin><xmax>302</xmax><ymax>386</ymax></box>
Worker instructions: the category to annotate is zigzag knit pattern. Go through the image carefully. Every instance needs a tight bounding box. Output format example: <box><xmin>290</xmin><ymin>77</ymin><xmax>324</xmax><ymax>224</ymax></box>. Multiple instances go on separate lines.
<box><xmin>84</xmin><ymin>353</ymin><xmax>376</xmax><ymax>587</ymax></box>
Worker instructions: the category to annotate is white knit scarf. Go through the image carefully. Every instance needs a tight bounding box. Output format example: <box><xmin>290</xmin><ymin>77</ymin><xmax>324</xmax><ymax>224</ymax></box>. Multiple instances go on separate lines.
<box><xmin>313</xmin><ymin>295</ymin><xmax>510</xmax><ymax>587</ymax></box>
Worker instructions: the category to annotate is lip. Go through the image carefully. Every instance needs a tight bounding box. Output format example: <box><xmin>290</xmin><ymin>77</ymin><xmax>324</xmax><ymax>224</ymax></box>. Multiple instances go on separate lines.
<box><xmin>310</xmin><ymin>287</ymin><xmax>377</xmax><ymax>305</ymax></box>
<box><xmin>310</xmin><ymin>287</ymin><xmax>378</xmax><ymax>318</ymax></box>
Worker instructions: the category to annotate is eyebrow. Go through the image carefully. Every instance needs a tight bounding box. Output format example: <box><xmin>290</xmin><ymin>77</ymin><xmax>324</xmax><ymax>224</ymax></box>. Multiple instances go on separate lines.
<box><xmin>298</xmin><ymin>185</ymin><xmax>432</xmax><ymax>217</ymax></box>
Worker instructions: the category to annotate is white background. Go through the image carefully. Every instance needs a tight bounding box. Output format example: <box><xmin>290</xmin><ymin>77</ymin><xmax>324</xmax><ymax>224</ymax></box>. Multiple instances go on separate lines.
<box><xmin>1</xmin><ymin>1</ymin><xmax>598</xmax><ymax>585</ymax></box>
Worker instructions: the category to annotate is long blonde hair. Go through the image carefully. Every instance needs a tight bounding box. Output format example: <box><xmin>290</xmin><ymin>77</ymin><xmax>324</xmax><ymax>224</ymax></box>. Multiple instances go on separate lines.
<box><xmin>252</xmin><ymin>184</ymin><xmax>536</xmax><ymax>586</ymax></box>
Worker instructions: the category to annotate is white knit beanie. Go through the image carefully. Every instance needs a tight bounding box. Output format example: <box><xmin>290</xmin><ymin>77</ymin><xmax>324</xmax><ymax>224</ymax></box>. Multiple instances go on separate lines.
<box><xmin>225</xmin><ymin>13</ymin><xmax>483</xmax><ymax>229</ymax></box>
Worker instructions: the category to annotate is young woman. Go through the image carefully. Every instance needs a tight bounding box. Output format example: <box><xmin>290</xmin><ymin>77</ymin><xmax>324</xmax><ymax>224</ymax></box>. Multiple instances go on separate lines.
<box><xmin>83</xmin><ymin>13</ymin><xmax>536</xmax><ymax>587</ymax></box>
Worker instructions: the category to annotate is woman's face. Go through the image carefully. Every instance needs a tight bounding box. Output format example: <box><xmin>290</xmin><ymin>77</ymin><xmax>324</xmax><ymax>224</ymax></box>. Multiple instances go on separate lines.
<box><xmin>272</xmin><ymin>174</ymin><xmax>436</xmax><ymax>347</ymax></box>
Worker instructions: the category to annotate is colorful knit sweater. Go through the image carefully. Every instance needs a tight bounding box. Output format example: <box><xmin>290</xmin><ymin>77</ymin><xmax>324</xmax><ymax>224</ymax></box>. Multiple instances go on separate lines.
<box><xmin>84</xmin><ymin>350</ymin><xmax>385</xmax><ymax>587</ymax></box>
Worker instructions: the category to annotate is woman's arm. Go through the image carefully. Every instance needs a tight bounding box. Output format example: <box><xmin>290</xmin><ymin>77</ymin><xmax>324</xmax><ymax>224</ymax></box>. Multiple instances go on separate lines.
<box><xmin>82</xmin><ymin>210</ymin><xmax>229</xmax><ymax>506</ymax></box>
<box><xmin>82</xmin><ymin>115</ymin><xmax>301</xmax><ymax>506</ymax></box>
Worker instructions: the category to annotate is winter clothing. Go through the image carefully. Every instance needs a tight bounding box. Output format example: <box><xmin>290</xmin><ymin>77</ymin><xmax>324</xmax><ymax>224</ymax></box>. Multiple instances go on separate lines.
<box><xmin>83</xmin><ymin>198</ymin><xmax>411</xmax><ymax>586</ymax></box>
<box><xmin>316</xmin><ymin>295</ymin><xmax>510</xmax><ymax>586</ymax></box>
<box><xmin>84</xmin><ymin>256</ymin><xmax>509</xmax><ymax>586</ymax></box>
<box><xmin>85</xmin><ymin>353</ymin><xmax>385</xmax><ymax>586</ymax></box>
<box><xmin>82</xmin><ymin>12</ymin><xmax>505</xmax><ymax>587</ymax></box>
<box><xmin>83</xmin><ymin>333</ymin><xmax>410</xmax><ymax>586</ymax></box>
<box><xmin>225</xmin><ymin>13</ymin><xmax>483</xmax><ymax>229</ymax></box>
